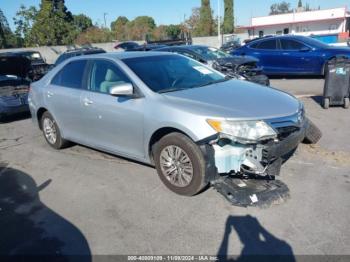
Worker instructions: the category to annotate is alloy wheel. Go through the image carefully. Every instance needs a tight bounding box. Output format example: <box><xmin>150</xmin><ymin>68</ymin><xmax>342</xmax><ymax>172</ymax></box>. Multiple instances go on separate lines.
<box><xmin>43</xmin><ymin>118</ymin><xmax>57</xmax><ymax>145</ymax></box>
<box><xmin>160</xmin><ymin>145</ymin><xmax>194</xmax><ymax>187</ymax></box>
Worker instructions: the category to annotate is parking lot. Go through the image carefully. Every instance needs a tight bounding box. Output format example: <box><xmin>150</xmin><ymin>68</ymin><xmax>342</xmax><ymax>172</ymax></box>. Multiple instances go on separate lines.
<box><xmin>0</xmin><ymin>78</ymin><xmax>349</xmax><ymax>259</ymax></box>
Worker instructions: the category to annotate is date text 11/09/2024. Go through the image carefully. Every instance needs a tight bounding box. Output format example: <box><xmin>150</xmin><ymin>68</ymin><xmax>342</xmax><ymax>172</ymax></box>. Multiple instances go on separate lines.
<box><xmin>127</xmin><ymin>255</ymin><xmax>218</xmax><ymax>261</ymax></box>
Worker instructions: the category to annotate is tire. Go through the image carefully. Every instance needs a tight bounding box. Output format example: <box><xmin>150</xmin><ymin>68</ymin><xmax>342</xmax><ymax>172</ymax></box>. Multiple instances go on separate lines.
<box><xmin>303</xmin><ymin>119</ymin><xmax>322</xmax><ymax>144</ymax></box>
<box><xmin>41</xmin><ymin>111</ymin><xmax>69</xmax><ymax>149</ymax></box>
<box><xmin>323</xmin><ymin>97</ymin><xmax>330</xmax><ymax>109</ymax></box>
<box><xmin>153</xmin><ymin>132</ymin><xmax>208</xmax><ymax>196</ymax></box>
<box><xmin>344</xmin><ymin>97</ymin><xmax>349</xmax><ymax>109</ymax></box>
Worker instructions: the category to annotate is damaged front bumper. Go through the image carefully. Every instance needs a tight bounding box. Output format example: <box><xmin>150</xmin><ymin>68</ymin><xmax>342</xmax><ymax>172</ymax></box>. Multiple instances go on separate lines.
<box><xmin>198</xmin><ymin>119</ymin><xmax>308</xmax><ymax>207</ymax></box>
<box><xmin>199</xmin><ymin>118</ymin><xmax>308</xmax><ymax>180</ymax></box>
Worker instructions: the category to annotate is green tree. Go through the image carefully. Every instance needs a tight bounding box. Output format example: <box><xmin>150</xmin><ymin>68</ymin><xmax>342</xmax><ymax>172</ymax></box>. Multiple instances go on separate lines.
<box><xmin>0</xmin><ymin>8</ymin><xmax>19</xmax><ymax>48</ymax></box>
<box><xmin>298</xmin><ymin>0</ymin><xmax>303</xmax><ymax>8</ymax></box>
<box><xmin>305</xmin><ymin>3</ymin><xmax>311</xmax><ymax>11</ymax></box>
<box><xmin>166</xmin><ymin>24</ymin><xmax>181</xmax><ymax>39</ymax></box>
<box><xmin>73</xmin><ymin>14</ymin><xmax>92</xmax><ymax>33</ymax></box>
<box><xmin>198</xmin><ymin>0</ymin><xmax>214</xmax><ymax>36</ymax></box>
<box><xmin>269</xmin><ymin>2</ymin><xmax>292</xmax><ymax>15</ymax></box>
<box><xmin>13</xmin><ymin>5</ymin><xmax>38</xmax><ymax>47</ymax></box>
<box><xmin>31</xmin><ymin>0</ymin><xmax>76</xmax><ymax>46</ymax></box>
<box><xmin>152</xmin><ymin>25</ymin><xmax>168</xmax><ymax>40</ymax></box>
<box><xmin>184</xmin><ymin>7</ymin><xmax>200</xmax><ymax>36</ymax></box>
<box><xmin>75</xmin><ymin>26</ymin><xmax>113</xmax><ymax>45</ymax></box>
<box><xmin>127</xmin><ymin>16</ymin><xmax>156</xmax><ymax>40</ymax></box>
<box><xmin>223</xmin><ymin>0</ymin><xmax>234</xmax><ymax>34</ymax></box>
<box><xmin>111</xmin><ymin>16</ymin><xmax>129</xmax><ymax>40</ymax></box>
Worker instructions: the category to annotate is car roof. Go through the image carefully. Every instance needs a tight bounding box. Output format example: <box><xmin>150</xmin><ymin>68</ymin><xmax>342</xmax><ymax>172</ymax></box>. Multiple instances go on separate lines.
<box><xmin>156</xmin><ymin>45</ymin><xmax>210</xmax><ymax>51</ymax></box>
<box><xmin>248</xmin><ymin>35</ymin><xmax>309</xmax><ymax>44</ymax></box>
<box><xmin>62</xmin><ymin>48</ymin><xmax>105</xmax><ymax>54</ymax></box>
<box><xmin>67</xmin><ymin>51</ymin><xmax>175</xmax><ymax>61</ymax></box>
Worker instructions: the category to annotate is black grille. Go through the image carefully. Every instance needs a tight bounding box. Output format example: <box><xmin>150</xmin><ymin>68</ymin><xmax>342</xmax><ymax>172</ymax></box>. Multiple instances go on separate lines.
<box><xmin>276</xmin><ymin>126</ymin><xmax>300</xmax><ymax>140</ymax></box>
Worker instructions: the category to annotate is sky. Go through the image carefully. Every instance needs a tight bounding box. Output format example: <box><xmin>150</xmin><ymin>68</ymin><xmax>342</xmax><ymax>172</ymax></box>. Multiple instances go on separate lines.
<box><xmin>1</xmin><ymin>0</ymin><xmax>349</xmax><ymax>30</ymax></box>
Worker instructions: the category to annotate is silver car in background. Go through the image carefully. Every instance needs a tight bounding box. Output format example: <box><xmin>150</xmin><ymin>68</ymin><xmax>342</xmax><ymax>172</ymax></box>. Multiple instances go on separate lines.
<box><xmin>29</xmin><ymin>52</ymin><xmax>313</xmax><ymax>196</ymax></box>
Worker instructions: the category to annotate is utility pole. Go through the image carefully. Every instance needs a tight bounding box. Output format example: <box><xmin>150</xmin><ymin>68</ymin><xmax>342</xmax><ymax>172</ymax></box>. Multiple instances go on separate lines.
<box><xmin>103</xmin><ymin>13</ymin><xmax>108</xmax><ymax>28</ymax></box>
<box><xmin>218</xmin><ymin>0</ymin><xmax>221</xmax><ymax>47</ymax></box>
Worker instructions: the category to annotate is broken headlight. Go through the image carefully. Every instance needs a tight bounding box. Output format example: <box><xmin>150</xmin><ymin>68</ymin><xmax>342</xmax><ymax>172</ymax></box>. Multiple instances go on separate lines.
<box><xmin>207</xmin><ymin>119</ymin><xmax>277</xmax><ymax>143</ymax></box>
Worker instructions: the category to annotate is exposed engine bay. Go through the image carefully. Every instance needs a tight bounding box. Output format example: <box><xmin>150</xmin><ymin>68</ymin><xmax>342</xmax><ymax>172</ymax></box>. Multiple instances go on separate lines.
<box><xmin>198</xmin><ymin>116</ymin><xmax>317</xmax><ymax>207</ymax></box>
<box><xmin>212</xmin><ymin>56</ymin><xmax>270</xmax><ymax>86</ymax></box>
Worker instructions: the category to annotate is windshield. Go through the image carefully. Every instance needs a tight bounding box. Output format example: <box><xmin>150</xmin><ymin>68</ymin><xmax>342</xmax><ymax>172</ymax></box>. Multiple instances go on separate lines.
<box><xmin>123</xmin><ymin>55</ymin><xmax>227</xmax><ymax>93</ymax></box>
<box><xmin>190</xmin><ymin>46</ymin><xmax>232</xmax><ymax>60</ymax></box>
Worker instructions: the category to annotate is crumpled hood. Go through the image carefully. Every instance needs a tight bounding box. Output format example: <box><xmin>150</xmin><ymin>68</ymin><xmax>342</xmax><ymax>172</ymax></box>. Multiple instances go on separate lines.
<box><xmin>0</xmin><ymin>55</ymin><xmax>31</xmax><ymax>78</ymax></box>
<box><xmin>214</xmin><ymin>55</ymin><xmax>259</xmax><ymax>67</ymax></box>
<box><xmin>162</xmin><ymin>80</ymin><xmax>300</xmax><ymax>120</ymax></box>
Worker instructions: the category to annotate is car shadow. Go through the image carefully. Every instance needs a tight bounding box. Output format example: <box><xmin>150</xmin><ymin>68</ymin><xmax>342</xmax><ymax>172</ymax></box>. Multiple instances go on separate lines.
<box><xmin>217</xmin><ymin>215</ymin><xmax>295</xmax><ymax>262</ymax></box>
<box><xmin>0</xmin><ymin>162</ymin><xmax>91</xmax><ymax>261</ymax></box>
<box><xmin>0</xmin><ymin>112</ymin><xmax>31</xmax><ymax>124</ymax></box>
<box><xmin>310</xmin><ymin>96</ymin><xmax>324</xmax><ymax>108</ymax></box>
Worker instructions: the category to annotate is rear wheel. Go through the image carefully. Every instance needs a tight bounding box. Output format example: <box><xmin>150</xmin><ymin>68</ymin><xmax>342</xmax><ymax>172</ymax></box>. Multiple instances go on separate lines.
<box><xmin>41</xmin><ymin>111</ymin><xmax>69</xmax><ymax>149</ymax></box>
<box><xmin>344</xmin><ymin>97</ymin><xmax>349</xmax><ymax>109</ymax></box>
<box><xmin>153</xmin><ymin>132</ymin><xmax>208</xmax><ymax>196</ymax></box>
<box><xmin>323</xmin><ymin>97</ymin><xmax>330</xmax><ymax>109</ymax></box>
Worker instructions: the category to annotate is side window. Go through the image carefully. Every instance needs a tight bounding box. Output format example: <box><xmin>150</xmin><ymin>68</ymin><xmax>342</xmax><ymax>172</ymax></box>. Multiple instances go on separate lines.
<box><xmin>281</xmin><ymin>39</ymin><xmax>306</xmax><ymax>50</ymax></box>
<box><xmin>51</xmin><ymin>60</ymin><xmax>87</xmax><ymax>89</ymax></box>
<box><xmin>257</xmin><ymin>39</ymin><xmax>277</xmax><ymax>50</ymax></box>
<box><xmin>89</xmin><ymin>60</ymin><xmax>131</xmax><ymax>94</ymax></box>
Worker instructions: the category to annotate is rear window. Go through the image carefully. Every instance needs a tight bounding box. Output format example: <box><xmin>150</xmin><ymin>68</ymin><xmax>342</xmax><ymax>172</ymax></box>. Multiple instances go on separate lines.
<box><xmin>280</xmin><ymin>39</ymin><xmax>306</xmax><ymax>50</ymax></box>
<box><xmin>51</xmin><ymin>60</ymin><xmax>87</xmax><ymax>89</ymax></box>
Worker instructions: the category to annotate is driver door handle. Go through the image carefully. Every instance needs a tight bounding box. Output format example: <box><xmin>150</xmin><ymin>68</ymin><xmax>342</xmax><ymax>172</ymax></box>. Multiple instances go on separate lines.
<box><xmin>83</xmin><ymin>98</ymin><xmax>93</xmax><ymax>106</ymax></box>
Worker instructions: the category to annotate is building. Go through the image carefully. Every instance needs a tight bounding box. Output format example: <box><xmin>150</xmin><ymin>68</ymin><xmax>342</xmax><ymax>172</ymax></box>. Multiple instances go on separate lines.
<box><xmin>241</xmin><ymin>7</ymin><xmax>350</xmax><ymax>43</ymax></box>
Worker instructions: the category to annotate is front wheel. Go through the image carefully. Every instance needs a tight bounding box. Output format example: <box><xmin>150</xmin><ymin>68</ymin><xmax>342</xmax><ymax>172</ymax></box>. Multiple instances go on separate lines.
<box><xmin>41</xmin><ymin>111</ymin><xmax>69</xmax><ymax>149</ymax></box>
<box><xmin>153</xmin><ymin>133</ymin><xmax>208</xmax><ymax>196</ymax></box>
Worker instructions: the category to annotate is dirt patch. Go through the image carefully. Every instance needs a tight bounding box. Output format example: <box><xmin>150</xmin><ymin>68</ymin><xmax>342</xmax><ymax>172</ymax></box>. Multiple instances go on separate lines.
<box><xmin>304</xmin><ymin>144</ymin><xmax>350</xmax><ymax>167</ymax></box>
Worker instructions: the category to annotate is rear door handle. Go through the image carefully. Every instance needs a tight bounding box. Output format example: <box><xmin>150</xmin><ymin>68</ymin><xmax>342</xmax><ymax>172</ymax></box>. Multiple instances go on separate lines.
<box><xmin>47</xmin><ymin>91</ymin><xmax>54</xmax><ymax>97</ymax></box>
<box><xmin>83</xmin><ymin>97</ymin><xmax>93</xmax><ymax>106</ymax></box>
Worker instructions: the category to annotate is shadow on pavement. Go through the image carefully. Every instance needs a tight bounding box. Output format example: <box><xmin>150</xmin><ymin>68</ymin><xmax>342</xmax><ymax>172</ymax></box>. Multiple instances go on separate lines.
<box><xmin>0</xmin><ymin>112</ymin><xmax>31</xmax><ymax>124</ymax></box>
<box><xmin>310</xmin><ymin>96</ymin><xmax>324</xmax><ymax>108</ymax></box>
<box><xmin>217</xmin><ymin>215</ymin><xmax>295</xmax><ymax>262</ymax></box>
<box><xmin>0</xmin><ymin>162</ymin><xmax>91</xmax><ymax>261</ymax></box>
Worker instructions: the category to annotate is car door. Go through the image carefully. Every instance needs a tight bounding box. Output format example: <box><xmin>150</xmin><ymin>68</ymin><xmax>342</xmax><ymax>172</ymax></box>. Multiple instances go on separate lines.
<box><xmin>248</xmin><ymin>39</ymin><xmax>282</xmax><ymax>74</ymax></box>
<box><xmin>79</xmin><ymin>59</ymin><xmax>145</xmax><ymax>158</ymax></box>
<box><xmin>45</xmin><ymin>59</ymin><xmax>89</xmax><ymax>141</ymax></box>
<box><xmin>280</xmin><ymin>39</ymin><xmax>319</xmax><ymax>74</ymax></box>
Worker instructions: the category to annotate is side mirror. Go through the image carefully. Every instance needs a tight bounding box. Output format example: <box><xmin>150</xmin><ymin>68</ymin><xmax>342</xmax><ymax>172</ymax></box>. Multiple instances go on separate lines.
<box><xmin>300</xmin><ymin>47</ymin><xmax>311</xmax><ymax>52</ymax></box>
<box><xmin>109</xmin><ymin>83</ymin><xmax>134</xmax><ymax>97</ymax></box>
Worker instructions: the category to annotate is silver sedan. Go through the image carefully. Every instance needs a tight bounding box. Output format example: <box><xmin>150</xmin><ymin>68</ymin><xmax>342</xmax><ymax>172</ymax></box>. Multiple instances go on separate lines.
<box><xmin>29</xmin><ymin>52</ymin><xmax>312</xmax><ymax>196</ymax></box>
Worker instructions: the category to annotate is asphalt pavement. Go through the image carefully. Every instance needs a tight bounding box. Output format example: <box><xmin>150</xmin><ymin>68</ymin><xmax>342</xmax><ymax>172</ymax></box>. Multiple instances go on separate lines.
<box><xmin>0</xmin><ymin>78</ymin><xmax>349</xmax><ymax>260</ymax></box>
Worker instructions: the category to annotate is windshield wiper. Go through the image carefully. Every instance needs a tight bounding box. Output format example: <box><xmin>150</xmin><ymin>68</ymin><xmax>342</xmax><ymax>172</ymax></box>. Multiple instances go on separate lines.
<box><xmin>158</xmin><ymin>87</ymin><xmax>189</xmax><ymax>94</ymax></box>
<box><xmin>195</xmin><ymin>77</ymin><xmax>230</xmax><ymax>88</ymax></box>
